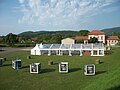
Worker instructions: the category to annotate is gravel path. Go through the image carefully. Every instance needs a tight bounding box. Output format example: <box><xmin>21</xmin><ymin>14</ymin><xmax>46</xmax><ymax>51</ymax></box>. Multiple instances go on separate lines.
<box><xmin>0</xmin><ymin>47</ymin><xmax>33</xmax><ymax>55</ymax></box>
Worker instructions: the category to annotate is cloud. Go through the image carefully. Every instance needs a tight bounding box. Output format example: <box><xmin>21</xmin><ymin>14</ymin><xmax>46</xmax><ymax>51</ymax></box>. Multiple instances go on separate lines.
<box><xmin>19</xmin><ymin>0</ymin><xmax>25</xmax><ymax>4</ymax></box>
<box><xmin>18</xmin><ymin>0</ymin><xmax>120</xmax><ymax>29</ymax></box>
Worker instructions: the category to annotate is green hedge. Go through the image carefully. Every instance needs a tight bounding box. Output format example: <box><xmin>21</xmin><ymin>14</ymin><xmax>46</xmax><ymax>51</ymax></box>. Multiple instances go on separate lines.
<box><xmin>0</xmin><ymin>44</ymin><xmax>8</xmax><ymax>47</ymax></box>
<box><xmin>0</xmin><ymin>43</ymin><xmax>35</xmax><ymax>47</ymax></box>
<box><xmin>14</xmin><ymin>44</ymin><xmax>35</xmax><ymax>47</ymax></box>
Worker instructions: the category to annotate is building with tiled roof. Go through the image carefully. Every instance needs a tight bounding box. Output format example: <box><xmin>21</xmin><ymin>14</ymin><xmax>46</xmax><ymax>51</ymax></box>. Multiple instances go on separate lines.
<box><xmin>88</xmin><ymin>30</ymin><xmax>105</xmax><ymax>43</ymax></box>
<box><xmin>106</xmin><ymin>36</ymin><xmax>119</xmax><ymax>40</ymax></box>
<box><xmin>106</xmin><ymin>36</ymin><xmax>119</xmax><ymax>46</ymax></box>
<box><xmin>88</xmin><ymin>30</ymin><xmax>105</xmax><ymax>35</ymax></box>
<box><xmin>61</xmin><ymin>30</ymin><xmax>119</xmax><ymax>46</ymax></box>
<box><xmin>72</xmin><ymin>36</ymin><xmax>88</xmax><ymax>44</ymax></box>
<box><xmin>31</xmin><ymin>37</ymin><xmax>38</xmax><ymax>42</ymax></box>
<box><xmin>72</xmin><ymin>36</ymin><xmax>88</xmax><ymax>40</ymax></box>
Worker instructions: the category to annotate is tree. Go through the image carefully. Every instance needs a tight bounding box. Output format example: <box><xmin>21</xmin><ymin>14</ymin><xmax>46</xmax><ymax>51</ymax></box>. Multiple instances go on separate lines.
<box><xmin>112</xmin><ymin>32</ymin><xmax>120</xmax><ymax>39</ymax></box>
<box><xmin>18</xmin><ymin>36</ymin><xmax>26</xmax><ymax>43</ymax></box>
<box><xmin>76</xmin><ymin>40</ymin><xmax>84</xmax><ymax>43</ymax></box>
<box><xmin>55</xmin><ymin>33</ymin><xmax>62</xmax><ymax>43</ymax></box>
<box><xmin>50</xmin><ymin>33</ymin><xmax>62</xmax><ymax>43</ymax></box>
<box><xmin>0</xmin><ymin>36</ymin><xmax>5</xmax><ymax>43</ymax></box>
<box><xmin>63</xmin><ymin>33</ymin><xmax>76</xmax><ymax>38</ymax></box>
<box><xmin>5</xmin><ymin>33</ymin><xmax>17</xmax><ymax>46</ymax></box>
<box><xmin>76</xmin><ymin>30</ymin><xmax>89</xmax><ymax>36</ymax></box>
<box><xmin>38</xmin><ymin>34</ymin><xmax>52</xmax><ymax>43</ymax></box>
<box><xmin>88</xmin><ymin>37</ymin><xmax>98</xmax><ymax>43</ymax></box>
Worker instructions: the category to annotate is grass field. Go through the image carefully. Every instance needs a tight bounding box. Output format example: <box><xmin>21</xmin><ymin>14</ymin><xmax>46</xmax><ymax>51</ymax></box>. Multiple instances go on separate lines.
<box><xmin>0</xmin><ymin>47</ymin><xmax>120</xmax><ymax>90</ymax></box>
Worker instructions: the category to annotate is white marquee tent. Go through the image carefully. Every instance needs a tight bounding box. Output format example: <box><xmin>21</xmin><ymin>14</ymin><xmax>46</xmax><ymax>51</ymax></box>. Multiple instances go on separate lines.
<box><xmin>31</xmin><ymin>43</ymin><xmax>105</xmax><ymax>56</ymax></box>
<box><xmin>31</xmin><ymin>43</ymin><xmax>43</xmax><ymax>55</ymax></box>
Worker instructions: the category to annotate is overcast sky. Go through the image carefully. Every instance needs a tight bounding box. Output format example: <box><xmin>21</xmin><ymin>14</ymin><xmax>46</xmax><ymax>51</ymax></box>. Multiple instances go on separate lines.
<box><xmin>0</xmin><ymin>0</ymin><xmax>120</xmax><ymax>35</ymax></box>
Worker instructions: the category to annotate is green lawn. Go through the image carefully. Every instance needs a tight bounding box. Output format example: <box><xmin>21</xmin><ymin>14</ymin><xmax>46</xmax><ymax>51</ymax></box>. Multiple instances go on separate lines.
<box><xmin>0</xmin><ymin>47</ymin><xmax>120</xmax><ymax>90</ymax></box>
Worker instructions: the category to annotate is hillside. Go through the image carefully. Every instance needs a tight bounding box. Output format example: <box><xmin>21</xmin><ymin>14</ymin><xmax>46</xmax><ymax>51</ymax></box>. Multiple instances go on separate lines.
<box><xmin>18</xmin><ymin>27</ymin><xmax>120</xmax><ymax>37</ymax></box>
<box><xmin>101</xmin><ymin>27</ymin><xmax>120</xmax><ymax>35</ymax></box>
<box><xmin>18</xmin><ymin>31</ymin><xmax>78</xmax><ymax>37</ymax></box>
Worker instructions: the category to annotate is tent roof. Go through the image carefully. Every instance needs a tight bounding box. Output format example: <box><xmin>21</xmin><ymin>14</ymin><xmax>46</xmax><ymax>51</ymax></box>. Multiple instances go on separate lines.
<box><xmin>31</xmin><ymin>43</ymin><xmax>104</xmax><ymax>51</ymax></box>
<box><xmin>31</xmin><ymin>44</ymin><xmax>41</xmax><ymax>50</ymax></box>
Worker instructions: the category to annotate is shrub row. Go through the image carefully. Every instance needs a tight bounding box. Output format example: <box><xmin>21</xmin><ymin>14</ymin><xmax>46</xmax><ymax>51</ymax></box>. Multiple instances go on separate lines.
<box><xmin>0</xmin><ymin>44</ymin><xmax>35</xmax><ymax>47</ymax></box>
<box><xmin>0</xmin><ymin>44</ymin><xmax>8</xmax><ymax>47</ymax></box>
<box><xmin>14</xmin><ymin>44</ymin><xmax>35</xmax><ymax>47</ymax></box>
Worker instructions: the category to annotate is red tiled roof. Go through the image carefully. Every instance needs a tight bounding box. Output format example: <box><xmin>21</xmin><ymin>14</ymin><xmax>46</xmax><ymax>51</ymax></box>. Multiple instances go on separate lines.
<box><xmin>31</xmin><ymin>37</ymin><xmax>38</xmax><ymax>41</ymax></box>
<box><xmin>106</xmin><ymin>36</ymin><xmax>119</xmax><ymax>40</ymax></box>
<box><xmin>72</xmin><ymin>36</ymin><xmax>88</xmax><ymax>40</ymax></box>
<box><xmin>89</xmin><ymin>30</ymin><xmax>105</xmax><ymax>35</ymax></box>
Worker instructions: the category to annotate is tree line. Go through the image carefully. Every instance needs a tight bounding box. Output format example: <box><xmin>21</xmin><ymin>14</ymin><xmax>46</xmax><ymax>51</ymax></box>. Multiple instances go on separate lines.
<box><xmin>0</xmin><ymin>30</ymin><xmax>89</xmax><ymax>46</ymax></box>
<box><xmin>0</xmin><ymin>30</ymin><xmax>120</xmax><ymax>47</ymax></box>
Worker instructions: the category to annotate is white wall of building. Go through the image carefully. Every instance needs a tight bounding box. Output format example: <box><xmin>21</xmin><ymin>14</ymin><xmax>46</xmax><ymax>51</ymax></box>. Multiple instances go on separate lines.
<box><xmin>107</xmin><ymin>40</ymin><xmax>118</xmax><ymax>46</ymax></box>
<box><xmin>84</xmin><ymin>40</ymin><xmax>88</xmax><ymax>44</ymax></box>
<box><xmin>61</xmin><ymin>38</ymin><xmax>75</xmax><ymax>44</ymax></box>
<box><xmin>88</xmin><ymin>35</ymin><xmax>105</xmax><ymax>43</ymax></box>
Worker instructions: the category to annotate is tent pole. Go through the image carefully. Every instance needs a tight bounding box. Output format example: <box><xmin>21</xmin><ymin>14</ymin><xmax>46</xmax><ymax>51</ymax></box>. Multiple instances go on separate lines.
<box><xmin>69</xmin><ymin>50</ymin><xmax>72</xmax><ymax>56</ymax></box>
<box><xmin>40</xmin><ymin>50</ymin><xmax>41</xmax><ymax>55</ymax></box>
<box><xmin>48</xmin><ymin>50</ymin><xmax>51</xmax><ymax>56</ymax></box>
<box><xmin>80</xmin><ymin>50</ymin><xmax>83</xmax><ymax>56</ymax></box>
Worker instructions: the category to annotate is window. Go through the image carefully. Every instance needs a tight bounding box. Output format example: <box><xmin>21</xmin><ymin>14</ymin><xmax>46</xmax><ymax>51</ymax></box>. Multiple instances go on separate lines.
<box><xmin>101</xmin><ymin>36</ymin><xmax>103</xmax><ymax>40</ymax></box>
<box><xmin>111</xmin><ymin>40</ymin><xmax>113</xmax><ymax>44</ymax></box>
<box><xmin>99</xmin><ymin>50</ymin><xmax>103</xmax><ymax>55</ymax></box>
<box><xmin>99</xmin><ymin>41</ymin><xmax>103</xmax><ymax>43</ymax></box>
<box><xmin>93</xmin><ymin>50</ymin><xmax>97</xmax><ymax>55</ymax></box>
<box><xmin>95</xmin><ymin>36</ymin><xmax>98</xmax><ymax>39</ymax></box>
<box><xmin>89</xmin><ymin>36</ymin><xmax>92</xmax><ymax>39</ymax></box>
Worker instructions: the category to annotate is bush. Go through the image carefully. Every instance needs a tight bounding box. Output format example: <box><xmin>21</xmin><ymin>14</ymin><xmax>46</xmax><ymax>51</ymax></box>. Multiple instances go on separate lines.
<box><xmin>117</xmin><ymin>41</ymin><xmax>120</xmax><ymax>46</ymax></box>
<box><xmin>0</xmin><ymin>44</ymin><xmax>8</xmax><ymax>47</ymax></box>
<box><xmin>14</xmin><ymin>44</ymin><xmax>35</xmax><ymax>47</ymax></box>
<box><xmin>48</xmin><ymin>60</ymin><xmax>53</xmax><ymax>65</ymax></box>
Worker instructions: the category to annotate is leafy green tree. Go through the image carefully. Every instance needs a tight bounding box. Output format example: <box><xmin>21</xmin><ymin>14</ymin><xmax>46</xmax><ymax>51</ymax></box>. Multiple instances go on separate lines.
<box><xmin>50</xmin><ymin>33</ymin><xmax>62</xmax><ymax>43</ymax></box>
<box><xmin>63</xmin><ymin>33</ymin><xmax>76</xmax><ymax>38</ymax></box>
<box><xmin>88</xmin><ymin>37</ymin><xmax>98</xmax><ymax>43</ymax></box>
<box><xmin>0</xmin><ymin>36</ymin><xmax>5</xmax><ymax>43</ymax></box>
<box><xmin>18</xmin><ymin>36</ymin><xmax>26</xmax><ymax>43</ymax></box>
<box><xmin>76</xmin><ymin>40</ymin><xmax>84</xmax><ymax>43</ymax></box>
<box><xmin>38</xmin><ymin>34</ymin><xmax>52</xmax><ymax>43</ymax></box>
<box><xmin>5</xmin><ymin>33</ymin><xmax>17</xmax><ymax>46</ymax></box>
<box><xmin>76</xmin><ymin>30</ymin><xmax>89</xmax><ymax>36</ymax></box>
<box><xmin>112</xmin><ymin>32</ymin><xmax>120</xmax><ymax>39</ymax></box>
<box><xmin>55</xmin><ymin>33</ymin><xmax>62</xmax><ymax>43</ymax></box>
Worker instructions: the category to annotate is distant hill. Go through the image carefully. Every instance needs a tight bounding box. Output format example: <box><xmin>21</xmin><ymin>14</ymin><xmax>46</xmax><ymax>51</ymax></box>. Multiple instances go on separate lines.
<box><xmin>101</xmin><ymin>27</ymin><xmax>120</xmax><ymax>35</ymax></box>
<box><xmin>18</xmin><ymin>31</ymin><xmax>78</xmax><ymax>37</ymax></box>
<box><xmin>18</xmin><ymin>27</ymin><xmax>120</xmax><ymax>37</ymax></box>
<box><xmin>18</xmin><ymin>31</ymin><xmax>49</xmax><ymax>37</ymax></box>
